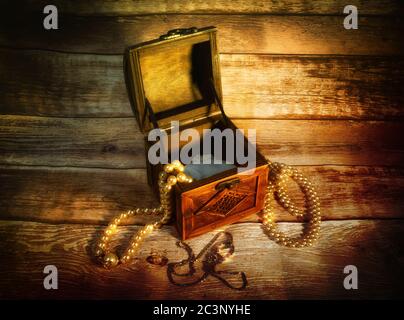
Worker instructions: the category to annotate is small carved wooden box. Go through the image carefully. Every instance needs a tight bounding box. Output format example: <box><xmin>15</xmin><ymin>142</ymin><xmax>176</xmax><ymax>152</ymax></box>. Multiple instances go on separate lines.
<box><xmin>125</xmin><ymin>26</ymin><xmax>269</xmax><ymax>239</ymax></box>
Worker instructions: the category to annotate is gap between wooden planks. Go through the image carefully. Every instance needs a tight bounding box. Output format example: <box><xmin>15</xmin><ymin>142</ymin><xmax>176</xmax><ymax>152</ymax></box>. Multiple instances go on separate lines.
<box><xmin>0</xmin><ymin>219</ymin><xmax>403</xmax><ymax>299</ymax></box>
<box><xmin>0</xmin><ymin>165</ymin><xmax>404</xmax><ymax>224</ymax></box>
<box><xmin>1</xmin><ymin>14</ymin><xmax>402</xmax><ymax>55</ymax></box>
<box><xmin>1</xmin><ymin>48</ymin><xmax>403</xmax><ymax>119</ymax></box>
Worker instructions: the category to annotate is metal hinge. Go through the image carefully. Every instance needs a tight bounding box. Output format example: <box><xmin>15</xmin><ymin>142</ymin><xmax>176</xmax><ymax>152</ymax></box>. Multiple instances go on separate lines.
<box><xmin>159</xmin><ymin>27</ymin><xmax>198</xmax><ymax>40</ymax></box>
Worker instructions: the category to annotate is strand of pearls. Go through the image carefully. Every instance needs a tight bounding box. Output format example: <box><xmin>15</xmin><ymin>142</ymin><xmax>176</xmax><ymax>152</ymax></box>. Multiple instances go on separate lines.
<box><xmin>262</xmin><ymin>162</ymin><xmax>321</xmax><ymax>247</ymax></box>
<box><xmin>95</xmin><ymin>160</ymin><xmax>192</xmax><ymax>269</ymax></box>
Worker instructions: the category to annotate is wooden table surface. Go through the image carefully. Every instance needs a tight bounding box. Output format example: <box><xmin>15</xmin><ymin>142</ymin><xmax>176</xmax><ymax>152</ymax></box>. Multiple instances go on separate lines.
<box><xmin>0</xmin><ymin>0</ymin><xmax>403</xmax><ymax>299</ymax></box>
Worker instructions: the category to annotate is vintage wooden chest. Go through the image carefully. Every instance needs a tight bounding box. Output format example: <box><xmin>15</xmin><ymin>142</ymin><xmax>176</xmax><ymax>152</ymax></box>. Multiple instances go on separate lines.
<box><xmin>125</xmin><ymin>26</ymin><xmax>269</xmax><ymax>239</ymax></box>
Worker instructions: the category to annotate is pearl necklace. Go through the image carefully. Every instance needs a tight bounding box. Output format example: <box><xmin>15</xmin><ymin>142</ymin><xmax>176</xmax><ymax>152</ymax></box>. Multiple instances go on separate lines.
<box><xmin>262</xmin><ymin>162</ymin><xmax>321</xmax><ymax>247</ymax></box>
<box><xmin>95</xmin><ymin>160</ymin><xmax>321</xmax><ymax>268</ymax></box>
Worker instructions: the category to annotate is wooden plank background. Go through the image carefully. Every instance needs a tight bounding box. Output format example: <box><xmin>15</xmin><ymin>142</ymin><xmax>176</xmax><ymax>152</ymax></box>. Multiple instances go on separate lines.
<box><xmin>1</xmin><ymin>220</ymin><xmax>403</xmax><ymax>299</ymax></box>
<box><xmin>0</xmin><ymin>0</ymin><xmax>403</xmax><ymax>299</ymax></box>
<box><xmin>1</xmin><ymin>50</ymin><xmax>404</xmax><ymax>119</ymax></box>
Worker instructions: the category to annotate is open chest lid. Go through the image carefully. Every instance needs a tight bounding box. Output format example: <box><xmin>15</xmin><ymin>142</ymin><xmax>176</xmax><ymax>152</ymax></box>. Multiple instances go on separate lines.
<box><xmin>124</xmin><ymin>26</ymin><xmax>226</xmax><ymax>133</ymax></box>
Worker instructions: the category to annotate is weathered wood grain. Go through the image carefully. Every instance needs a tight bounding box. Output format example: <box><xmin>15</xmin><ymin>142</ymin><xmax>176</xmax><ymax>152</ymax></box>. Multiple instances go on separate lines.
<box><xmin>251</xmin><ymin>119</ymin><xmax>404</xmax><ymax>167</ymax></box>
<box><xmin>0</xmin><ymin>49</ymin><xmax>128</xmax><ymax>117</ymax></box>
<box><xmin>1</xmin><ymin>49</ymin><xmax>403</xmax><ymax>119</ymax></box>
<box><xmin>0</xmin><ymin>219</ymin><xmax>403</xmax><ymax>299</ymax></box>
<box><xmin>0</xmin><ymin>115</ymin><xmax>144</xmax><ymax>168</ymax></box>
<box><xmin>1</xmin><ymin>116</ymin><xmax>403</xmax><ymax>167</ymax></box>
<box><xmin>5</xmin><ymin>0</ymin><xmax>402</xmax><ymax>15</ymax></box>
<box><xmin>1</xmin><ymin>14</ymin><xmax>402</xmax><ymax>55</ymax></box>
<box><xmin>1</xmin><ymin>165</ymin><xmax>404</xmax><ymax>224</ymax></box>
<box><xmin>222</xmin><ymin>54</ymin><xmax>404</xmax><ymax>119</ymax></box>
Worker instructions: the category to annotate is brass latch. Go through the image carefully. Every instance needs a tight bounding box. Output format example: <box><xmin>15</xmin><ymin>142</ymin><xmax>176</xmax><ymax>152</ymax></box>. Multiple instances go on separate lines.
<box><xmin>215</xmin><ymin>178</ymin><xmax>240</xmax><ymax>191</ymax></box>
<box><xmin>159</xmin><ymin>27</ymin><xmax>198</xmax><ymax>40</ymax></box>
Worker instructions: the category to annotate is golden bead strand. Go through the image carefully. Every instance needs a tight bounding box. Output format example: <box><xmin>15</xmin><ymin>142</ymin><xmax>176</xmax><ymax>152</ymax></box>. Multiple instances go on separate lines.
<box><xmin>95</xmin><ymin>160</ymin><xmax>193</xmax><ymax>269</ymax></box>
<box><xmin>262</xmin><ymin>162</ymin><xmax>321</xmax><ymax>248</ymax></box>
